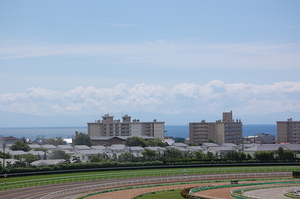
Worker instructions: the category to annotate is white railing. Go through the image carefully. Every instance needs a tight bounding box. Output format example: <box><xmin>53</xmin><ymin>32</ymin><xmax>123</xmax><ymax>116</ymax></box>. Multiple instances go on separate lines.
<box><xmin>1</xmin><ymin>168</ymin><xmax>294</xmax><ymax>191</ymax></box>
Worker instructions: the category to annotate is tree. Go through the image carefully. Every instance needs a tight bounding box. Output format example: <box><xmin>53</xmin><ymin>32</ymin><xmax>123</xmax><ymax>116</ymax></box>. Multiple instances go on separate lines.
<box><xmin>10</xmin><ymin>141</ymin><xmax>31</xmax><ymax>152</ymax></box>
<box><xmin>12</xmin><ymin>160</ymin><xmax>26</xmax><ymax>167</ymax></box>
<box><xmin>208</xmin><ymin>139</ymin><xmax>215</xmax><ymax>143</ymax></box>
<box><xmin>284</xmin><ymin>151</ymin><xmax>296</xmax><ymax>160</ymax></box>
<box><xmin>90</xmin><ymin>155</ymin><xmax>100</xmax><ymax>162</ymax></box>
<box><xmin>254</xmin><ymin>151</ymin><xmax>275</xmax><ymax>162</ymax></box>
<box><xmin>73</xmin><ymin>132</ymin><xmax>92</xmax><ymax>147</ymax></box>
<box><xmin>163</xmin><ymin>148</ymin><xmax>183</xmax><ymax>160</ymax></box>
<box><xmin>276</xmin><ymin>147</ymin><xmax>285</xmax><ymax>160</ymax></box>
<box><xmin>118</xmin><ymin>153</ymin><xmax>136</xmax><ymax>162</ymax></box>
<box><xmin>146</xmin><ymin>138</ymin><xmax>166</xmax><ymax>147</ymax></box>
<box><xmin>142</xmin><ymin>149</ymin><xmax>157</xmax><ymax>161</ymax></box>
<box><xmin>51</xmin><ymin>150</ymin><xmax>66</xmax><ymax>159</ymax></box>
<box><xmin>223</xmin><ymin>151</ymin><xmax>246</xmax><ymax>160</ymax></box>
<box><xmin>34</xmin><ymin>148</ymin><xmax>48</xmax><ymax>153</ymax></box>
<box><xmin>48</xmin><ymin>137</ymin><xmax>67</xmax><ymax>146</ymax></box>
<box><xmin>246</xmin><ymin>153</ymin><xmax>252</xmax><ymax>160</ymax></box>
<box><xmin>125</xmin><ymin>137</ymin><xmax>147</xmax><ymax>147</ymax></box>
<box><xmin>72</xmin><ymin>156</ymin><xmax>81</xmax><ymax>163</ymax></box>
<box><xmin>63</xmin><ymin>154</ymin><xmax>71</xmax><ymax>164</ymax></box>
<box><xmin>24</xmin><ymin>154</ymin><xmax>39</xmax><ymax>164</ymax></box>
<box><xmin>276</xmin><ymin>147</ymin><xmax>296</xmax><ymax>160</ymax></box>
<box><xmin>206</xmin><ymin>151</ymin><xmax>215</xmax><ymax>159</ymax></box>
<box><xmin>184</xmin><ymin>151</ymin><xmax>196</xmax><ymax>159</ymax></box>
<box><xmin>43</xmin><ymin>152</ymin><xmax>47</xmax><ymax>160</ymax></box>
<box><xmin>99</xmin><ymin>153</ymin><xmax>110</xmax><ymax>161</ymax></box>
<box><xmin>194</xmin><ymin>151</ymin><xmax>205</xmax><ymax>159</ymax></box>
<box><xmin>0</xmin><ymin>151</ymin><xmax>12</xmax><ymax>159</ymax></box>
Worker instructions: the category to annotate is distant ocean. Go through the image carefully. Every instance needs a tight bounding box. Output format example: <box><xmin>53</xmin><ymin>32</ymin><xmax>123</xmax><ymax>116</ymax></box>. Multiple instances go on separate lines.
<box><xmin>0</xmin><ymin>124</ymin><xmax>276</xmax><ymax>140</ymax></box>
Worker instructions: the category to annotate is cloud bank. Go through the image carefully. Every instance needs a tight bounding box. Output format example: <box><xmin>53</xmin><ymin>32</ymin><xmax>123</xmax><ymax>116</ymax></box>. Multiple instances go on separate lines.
<box><xmin>0</xmin><ymin>81</ymin><xmax>299</xmax><ymax>116</ymax></box>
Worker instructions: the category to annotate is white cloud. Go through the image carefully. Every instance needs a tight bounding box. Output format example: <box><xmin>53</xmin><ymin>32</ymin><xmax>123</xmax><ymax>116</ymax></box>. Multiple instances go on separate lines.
<box><xmin>0</xmin><ymin>81</ymin><xmax>299</xmax><ymax>116</ymax></box>
<box><xmin>0</xmin><ymin>41</ymin><xmax>299</xmax><ymax>70</ymax></box>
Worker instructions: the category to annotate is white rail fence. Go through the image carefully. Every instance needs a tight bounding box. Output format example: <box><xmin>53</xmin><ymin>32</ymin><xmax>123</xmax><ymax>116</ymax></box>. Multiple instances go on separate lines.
<box><xmin>1</xmin><ymin>168</ymin><xmax>293</xmax><ymax>191</ymax></box>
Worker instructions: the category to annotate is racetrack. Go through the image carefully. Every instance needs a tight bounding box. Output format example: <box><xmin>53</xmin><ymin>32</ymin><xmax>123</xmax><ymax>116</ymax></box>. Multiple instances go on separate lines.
<box><xmin>0</xmin><ymin>172</ymin><xmax>293</xmax><ymax>199</ymax></box>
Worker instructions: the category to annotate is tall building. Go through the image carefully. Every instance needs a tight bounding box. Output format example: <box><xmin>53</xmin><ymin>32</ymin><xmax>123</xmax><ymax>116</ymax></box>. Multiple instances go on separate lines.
<box><xmin>88</xmin><ymin>114</ymin><xmax>165</xmax><ymax>145</ymax></box>
<box><xmin>277</xmin><ymin>118</ymin><xmax>300</xmax><ymax>144</ymax></box>
<box><xmin>189</xmin><ymin>111</ymin><xmax>243</xmax><ymax>145</ymax></box>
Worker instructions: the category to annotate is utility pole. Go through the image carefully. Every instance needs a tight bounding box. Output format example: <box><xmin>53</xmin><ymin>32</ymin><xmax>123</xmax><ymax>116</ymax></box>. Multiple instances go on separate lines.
<box><xmin>2</xmin><ymin>143</ymin><xmax>5</xmax><ymax>168</ymax></box>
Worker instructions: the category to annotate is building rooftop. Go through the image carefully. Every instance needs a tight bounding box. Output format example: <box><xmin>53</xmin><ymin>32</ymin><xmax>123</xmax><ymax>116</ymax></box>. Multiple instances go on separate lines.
<box><xmin>73</xmin><ymin>145</ymin><xmax>91</xmax><ymax>150</ymax></box>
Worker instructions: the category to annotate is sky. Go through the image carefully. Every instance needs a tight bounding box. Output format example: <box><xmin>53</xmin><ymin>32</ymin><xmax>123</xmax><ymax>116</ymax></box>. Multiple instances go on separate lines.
<box><xmin>0</xmin><ymin>0</ymin><xmax>299</xmax><ymax>126</ymax></box>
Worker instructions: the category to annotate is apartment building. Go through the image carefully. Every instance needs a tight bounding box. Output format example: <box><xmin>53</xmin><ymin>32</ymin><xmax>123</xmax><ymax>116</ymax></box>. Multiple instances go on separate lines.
<box><xmin>189</xmin><ymin>111</ymin><xmax>243</xmax><ymax>145</ymax></box>
<box><xmin>88</xmin><ymin>114</ymin><xmax>165</xmax><ymax>145</ymax></box>
<box><xmin>277</xmin><ymin>118</ymin><xmax>300</xmax><ymax>144</ymax></box>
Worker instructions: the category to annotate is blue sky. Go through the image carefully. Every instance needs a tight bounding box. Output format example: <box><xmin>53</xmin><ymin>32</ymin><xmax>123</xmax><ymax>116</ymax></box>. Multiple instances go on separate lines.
<box><xmin>0</xmin><ymin>0</ymin><xmax>299</xmax><ymax>125</ymax></box>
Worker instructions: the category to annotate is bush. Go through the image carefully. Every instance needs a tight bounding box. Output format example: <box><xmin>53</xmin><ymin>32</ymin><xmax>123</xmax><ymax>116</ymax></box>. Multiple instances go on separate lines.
<box><xmin>180</xmin><ymin>188</ymin><xmax>191</xmax><ymax>198</ymax></box>
<box><xmin>293</xmin><ymin>171</ymin><xmax>300</xmax><ymax>178</ymax></box>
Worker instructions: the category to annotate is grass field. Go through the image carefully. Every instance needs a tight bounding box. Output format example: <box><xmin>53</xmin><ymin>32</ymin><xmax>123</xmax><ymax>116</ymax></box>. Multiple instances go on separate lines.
<box><xmin>1</xmin><ymin>165</ymin><xmax>299</xmax><ymax>191</ymax></box>
<box><xmin>136</xmin><ymin>190</ymin><xmax>182</xmax><ymax>199</ymax></box>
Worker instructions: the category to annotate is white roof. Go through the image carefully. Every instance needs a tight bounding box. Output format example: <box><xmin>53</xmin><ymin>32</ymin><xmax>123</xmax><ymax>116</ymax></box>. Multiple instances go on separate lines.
<box><xmin>221</xmin><ymin>143</ymin><xmax>238</xmax><ymax>147</ymax></box>
<box><xmin>107</xmin><ymin>145</ymin><xmax>125</xmax><ymax>150</ymax></box>
<box><xmin>172</xmin><ymin>143</ymin><xmax>188</xmax><ymax>147</ymax></box>
<box><xmin>282</xmin><ymin>144</ymin><xmax>300</xmax><ymax>151</ymax></box>
<box><xmin>167</xmin><ymin>146</ymin><xmax>189</xmax><ymax>152</ymax></box>
<box><xmin>63</xmin><ymin>150</ymin><xmax>74</xmax><ymax>155</ymax></box>
<box><xmin>145</xmin><ymin>147</ymin><xmax>166</xmax><ymax>151</ymax></box>
<box><xmin>8</xmin><ymin>150</ymin><xmax>28</xmax><ymax>155</ymax></box>
<box><xmin>187</xmin><ymin>146</ymin><xmax>203</xmax><ymax>151</ymax></box>
<box><xmin>31</xmin><ymin>159</ymin><xmax>64</xmax><ymax>166</ymax></box>
<box><xmin>245</xmin><ymin>144</ymin><xmax>300</xmax><ymax>152</ymax></box>
<box><xmin>111</xmin><ymin>144</ymin><xmax>126</xmax><ymax>147</ymax></box>
<box><xmin>57</xmin><ymin>145</ymin><xmax>74</xmax><ymax>150</ymax></box>
<box><xmin>165</xmin><ymin>140</ymin><xmax>174</xmax><ymax>146</ymax></box>
<box><xmin>126</xmin><ymin>146</ymin><xmax>144</xmax><ymax>151</ymax></box>
<box><xmin>74</xmin><ymin>145</ymin><xmax>91</xmax><ymax>150</ymax></box>
<box><xmin>41</xmin><ymin>145</ymin><xmax>57</xmax><ymax>149</ymax></box>
<box><xmin>28</xmin><ymin>150</ymin><xmax>46</xmax><ymax>155</ymax></box>
<box><xmin>77</xmin><ymin>149</ymin><xmax>105</xmax><ymax>155</ymax></box>
<box><xmin>91</xmin><ymin>145</ymin><xmax>106</xmax><ymax>150</ymax></box>
<box><xmin>28</xmin><ymin>144</ymin><xmax>42</xmax><ymax>149</ymax></box>
<box><xmin>202</xmin><ymin>143</ymin><xmax>219</xmax><ymax>147</ymax></box>
<box><xmin>209</xmin><ymin>146</ymin><xmax>235</xmax><ymax>152</ymax></box>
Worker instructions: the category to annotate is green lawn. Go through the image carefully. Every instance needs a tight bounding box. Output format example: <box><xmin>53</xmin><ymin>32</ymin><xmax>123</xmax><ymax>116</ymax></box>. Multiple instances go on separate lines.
<box><xmin>131</xmin><ymin>190</ymin><xmax>183</xmax><ymax>199</ymax></box>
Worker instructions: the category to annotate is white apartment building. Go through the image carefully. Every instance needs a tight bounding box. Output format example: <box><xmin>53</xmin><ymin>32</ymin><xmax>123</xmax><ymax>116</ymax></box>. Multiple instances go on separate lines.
<box><xmin>189</xmin><ymin>111</ymin><xmax>243</xmax><ymax>145</ymax></box>
<box><xmin>277</xmin><ymin>118</ymin><xmax>300</xmax><ymax>144</ymax></box>
<box><xmin>88</xmin><ymin>114</ymin><xmax>165</xmax><ymax>145</ymax></box>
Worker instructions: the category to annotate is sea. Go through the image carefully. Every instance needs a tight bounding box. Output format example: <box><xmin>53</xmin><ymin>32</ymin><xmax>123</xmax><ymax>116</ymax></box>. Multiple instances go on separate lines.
<box><xmin>0</xmin><ymin>124</ymin><xmax>277</xmax><ymax>141</ymax></box>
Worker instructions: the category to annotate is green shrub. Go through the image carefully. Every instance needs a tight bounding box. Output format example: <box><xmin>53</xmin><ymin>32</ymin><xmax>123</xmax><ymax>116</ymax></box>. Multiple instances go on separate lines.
<box><xmin>293</xmin><ymin>171</ymin><xmax>300</xmax><ymax>178</ymax></box>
